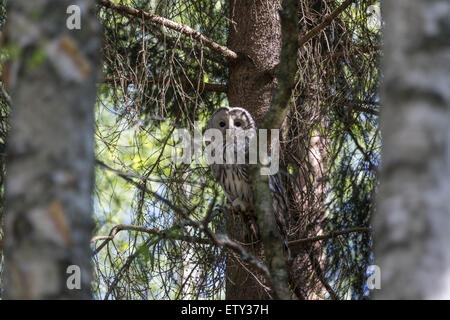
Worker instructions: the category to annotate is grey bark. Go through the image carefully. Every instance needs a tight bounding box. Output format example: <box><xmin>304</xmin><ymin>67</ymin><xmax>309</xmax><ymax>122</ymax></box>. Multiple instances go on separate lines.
<box><xmin>250</xmin><ymin>0</ymin><xmax>299</xmax><ymax>300</ymax></box>
<box><xmin>226</xmin><ymin>0</ymin><xmax>282</xmax><ymax>300</ymax></box>
<box><xmin>3</xmin><ymin>0</ymin><xmax>101</xmax><ymax>299</ymax></box>
<box><xmin>374</xmin><ymin>0</ymin><xmax>450</xmax><ymax>299</ymax></box>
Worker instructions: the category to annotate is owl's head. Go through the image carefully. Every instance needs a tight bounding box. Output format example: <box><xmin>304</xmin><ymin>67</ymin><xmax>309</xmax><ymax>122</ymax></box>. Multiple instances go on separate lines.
<box><xmin>206</xmin><ymin>106</ymin><xmax>256</xmax><ymax>135</ymax></box>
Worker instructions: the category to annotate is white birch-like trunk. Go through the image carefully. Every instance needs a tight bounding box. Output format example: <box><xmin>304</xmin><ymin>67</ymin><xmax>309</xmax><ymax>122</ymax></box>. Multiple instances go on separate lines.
<box><xmin>374</xmin><ymin>0</ymin><xmax>450</xmax><ymax>299</ymax></box>
<box><xmin>3</xmin><ymin>0</ymin><xmax>101</xmax><ymax>299</ymax></box>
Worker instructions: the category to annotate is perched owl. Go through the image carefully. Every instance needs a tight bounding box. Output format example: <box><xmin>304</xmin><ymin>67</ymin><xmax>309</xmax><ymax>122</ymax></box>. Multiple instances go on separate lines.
<box><xmin>206</xmin><ymin>106</ymin><xmax>290</xmax><ymax>259</ymax></box>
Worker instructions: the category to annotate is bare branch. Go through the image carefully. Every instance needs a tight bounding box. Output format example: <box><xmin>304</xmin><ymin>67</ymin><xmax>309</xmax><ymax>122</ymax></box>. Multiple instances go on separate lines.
<box><xmin>308</xmin><ymin>252</ymin><xmax>340</xmax><ymax>300</ymax></box>
<box><xmin>103</xmin><ymin>76</ymin><xmax>228</xmax><ymax>93</ymax></box>
<box><xmin>347</xmin><ymin>103</ymin><xmax>380</xmax><ymax>116</ymax></box>
<box><xmin>95</xmin><ymin>160</ymin><xmax>189</xmax><ymax>220</ymax></box>
<box><xmin>99</xmin><ymin>0</ymin><xmax>238</xmax><ymax>60</ymax></box>
<box><xmin>91</xmin><ymin>224</ymin><xmax>211</xmax><ymax>255</ymax></box>
<box><xmin>214</xmin><ymin>234</ymin><xmax>271</xmax><ymax>280</ymax></box>
<box><xmin>289</xmin><ymin>227</ymin><xmax>372</xmax><ymax>248</ymax></box>
<box><xmin>298</xmin><ymin>0</ymin><xmax>356</xmax><ymax>48</ymax></box>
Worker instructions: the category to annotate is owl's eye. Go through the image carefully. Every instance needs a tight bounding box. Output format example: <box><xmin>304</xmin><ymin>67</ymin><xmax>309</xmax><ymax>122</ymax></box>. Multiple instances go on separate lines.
<box><xmin>219</xmin><ymin>121</ymin><xmax>226</xmax><ymax>127</ymax></box>
<box><xmin>234</xmin><ymin>121</ymin><xmax>241</xmax><ymax>127</ymax></box>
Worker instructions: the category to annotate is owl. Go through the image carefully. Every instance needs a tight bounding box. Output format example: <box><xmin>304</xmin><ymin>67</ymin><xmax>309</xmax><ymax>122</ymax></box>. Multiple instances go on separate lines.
<box><xmin>206</xmin><ymin>106</ymin><xmax>290</xmax><ymax>259</ymax></box>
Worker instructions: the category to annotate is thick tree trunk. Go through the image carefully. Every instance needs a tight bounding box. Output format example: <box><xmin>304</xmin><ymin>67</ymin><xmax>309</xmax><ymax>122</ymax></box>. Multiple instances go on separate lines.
<box><xmin>226</xmin><ymin>0</ymin><xmax>282</xmax><ymax>300</ymax></box>
<box><xmin>228</xmin><ymin>0</ymin><xmax>281</xmax><ymax>125</ymax></box>
<box><xmin>3</xmin><ymin>0</ymin><xmax>101</xmax><ymax>299</ymax></box>
<box><xmin>374</xmin><ymin>0</ymin><xmax>450</xmax><ymax>299</ymax></box>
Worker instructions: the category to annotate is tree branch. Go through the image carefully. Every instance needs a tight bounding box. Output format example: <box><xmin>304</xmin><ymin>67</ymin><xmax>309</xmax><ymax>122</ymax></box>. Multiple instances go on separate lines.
<box><xmin>347</xmin><ymin>103</ymin><xmax>380</xmax><ymax>116</ymax></box>
<box><xmin>250</xmin><ymin>0</ymin><xmax>300</xmax><ymax>301</ymax></box>
<box><xmin>99</xmin><ymin>0</ymin><xmax>238</xmax><ymax>60</ymax></box>
<box><xmin>91</xmin><ymin>224</ymin><xmax>211</xmax><ymax>255</ymax></box>
<box><xmin>96</xmin><ymin>159</ymin><xmax>188</xmax><ymax>219</ymax></box>
<box><xmin>92</xmin><ymin>222</ymin><xmax>371</xmax><ymax>256</ymax></box>
<box><xmin>104</xmin><ymin>76</ymin><xmax>228</xmax><ymax>93</ymax></box>
<box><xmin>298</xmin><ymin>0</ymin><xmax>356</xmax><ymax>48</ymax></box>
<box><xmin>308</xmin><ymin>252</ymin><xmax>340</xmax><ymax>300</ymax></box>
<box><xmin>211</xmin><ymin>234</ymin><xmax>271</xmax><ymax>281</ymax></box>
<box><xmin>288</xmin><ymin>227</ymin><xmax>372</xmax><ymax>248</ymax></box>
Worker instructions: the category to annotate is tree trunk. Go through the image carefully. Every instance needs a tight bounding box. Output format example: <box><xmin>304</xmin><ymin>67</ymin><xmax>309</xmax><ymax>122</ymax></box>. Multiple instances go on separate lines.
<box><xmin>227</xmin><ymin>0</ymin><xmax>281</xmax><ymax>125</ymax></box>
<box><xmin>374</xmin><ymin>0</ymin><xmax>450</xmax><ymax>299</ymax></box>
<box><xmin>3</xmin><ymin>0</ymin><xmax>101</xmax><ymax>299</ymax></box>
<box><xmin>226</xmin><ymin>0</ymin><xmax>282</xmax><ymax>300</ymax></box>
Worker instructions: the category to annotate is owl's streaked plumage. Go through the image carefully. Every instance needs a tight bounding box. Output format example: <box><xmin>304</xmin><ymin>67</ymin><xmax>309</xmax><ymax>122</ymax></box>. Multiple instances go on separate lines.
<box><xmin>206</xmin><ymin>106</ymin><xmax>290</xmax><ymax>259</ymax></box>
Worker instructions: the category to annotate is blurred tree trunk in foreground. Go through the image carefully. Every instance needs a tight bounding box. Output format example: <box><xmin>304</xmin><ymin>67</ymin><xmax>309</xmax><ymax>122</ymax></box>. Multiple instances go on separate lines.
<box><xmin>375</xmin><ymin>0</ymin><xmax>450</xmax><ymax>299</ymax></box>
<box><xmin>3</xmin><ymin>0</ymin><xmax>101</xmax><ymax>299</ymax></box>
